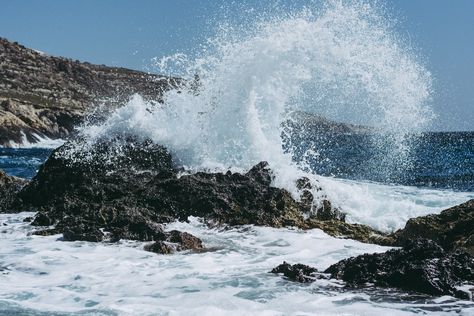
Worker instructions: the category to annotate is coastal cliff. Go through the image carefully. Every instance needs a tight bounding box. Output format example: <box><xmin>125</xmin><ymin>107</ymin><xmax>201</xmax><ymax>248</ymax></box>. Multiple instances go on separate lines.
<box><xmin>0</xmin><ymin>38</ymin><xmax>179</xmax><ymax>146</ymax></box>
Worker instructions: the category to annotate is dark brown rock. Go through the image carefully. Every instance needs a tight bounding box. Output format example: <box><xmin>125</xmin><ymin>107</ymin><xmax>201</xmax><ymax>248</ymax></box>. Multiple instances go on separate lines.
<box><xmin>0</xmin><ymin>169</ymin><xmax>28</xmax><ymax>213</ymax></box>
<box><xmin>271</xmin><ymin>262</ymin><xmax>322</xmax><ymax>283</ymax></box>
<box><xmin>16</xmin><ymin>138</ymin><xmax>337</xmax><ymax>240</ymax></box>
<box><xmin>324</xmin><ymin>239</ymin><xmax>474</xmax><ymax>300</ymax></box>
<box><xmin>63</xmin><ymin>224</ymin><xmax>104</xmax><ymax>242</ymax></box>
<box><xmin>14</xmin><ymin>136</ymin><xmax>389</xmax><ymax>249</ymax></box>
<box><xmin>391</xmin><ymin>199</ymin><xmax>474</xmax><ymax>255</ymax></box>
<box><xmin>144</xmin><ymin>230</ymin><xmax>204</xmax><ymax>255</ymax></box>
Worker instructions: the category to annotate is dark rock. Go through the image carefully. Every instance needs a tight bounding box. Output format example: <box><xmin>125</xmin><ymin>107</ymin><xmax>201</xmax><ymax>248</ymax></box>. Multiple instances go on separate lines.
<box><xmin>150</xmin><ymin>163</ymin><xmax>308</xmax><ymax>227</ymax></box>
<box><xmin>63</xmin><ymin>223</ymin><xmax>104</xmax><ymax>242</ymax></box>
<box><xmin>166</xmin><ymin>230</ymin><xmax>203</xmax><ymax>251</ymax></box>
<box><xmin>324</xmin><ymin>239</ymin><xmax>474</xmax><ymax>299</ymax></box>
<box><xmin>18</xmin><ymin>138</ymin><xmax>316</xmax><ymax>234</ymax></box>
<box><xmin>391</xmin><ymin>199</ymin><xmax>474</xmax><ymax>255</ymax></box>
<box><xmin>0</xmin><ymin>169</ymin><xmax>28</xmax><ymax>213</ymax></box>
<box><xmin>295</xmin><ymin>176</ymin><xmax>347</xmax><ymax>223</ymax></box>
<box><xmin>314</xmin><ymin>199</ymin><xmax>346</xmax><ymax>222</ymax></box>
<box><xmin>32</xmin><ymin>228</ymin><xmax>61</xmax><ymax>236</ymax></box>
<box><xmin>17</xmin><ymin>137</ymin><xmax>174</xmax><ymax>243</ymax></box>
<box><xmin>304</xmin><ymin>218</ymin><xmax>394</xmax><ymax>246</ymax></box>
<box><xmin>144</xmin><ymin>241</ymin><xmax>175</xmax><ymax>254</ymax></box>
<box><xmin>144</xmin><ymin>230</ymin><xmax>203</xmax><ymax>254</ymax></box>
<box><xmin>15</xmin><ymin>136</ymin><xmax>388</xmax><ymax>247</ymax></box>
<box><xmin>22</xmin><ymin>216</ymin><xmax>33</xmax><ymax>222</ymax></box>
<box><xmin>271</xmin><ymin>261</ymin><xmax>321</xmax><ymax>283</ymax></box>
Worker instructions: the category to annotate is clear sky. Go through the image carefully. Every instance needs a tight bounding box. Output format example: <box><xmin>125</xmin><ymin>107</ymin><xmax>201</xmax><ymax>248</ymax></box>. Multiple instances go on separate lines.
<box><xmin>1</xmin><ymin>0</ymin><xmax>473</xmax><ymax>131</ymax></box>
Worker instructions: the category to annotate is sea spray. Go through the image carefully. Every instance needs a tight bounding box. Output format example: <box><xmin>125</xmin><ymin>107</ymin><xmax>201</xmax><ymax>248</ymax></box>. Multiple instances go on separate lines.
<box><xmin>74</xmin><ymin>0</ymin><xmax>434</xmax><ymax>217</ymax></box>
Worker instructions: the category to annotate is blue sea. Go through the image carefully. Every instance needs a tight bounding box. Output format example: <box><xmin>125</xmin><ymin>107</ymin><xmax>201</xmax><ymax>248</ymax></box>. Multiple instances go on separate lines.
<box><xmin>3</xmin><ymin>132</ymin><xmax>473</xmax><ymax>192</ymax></box>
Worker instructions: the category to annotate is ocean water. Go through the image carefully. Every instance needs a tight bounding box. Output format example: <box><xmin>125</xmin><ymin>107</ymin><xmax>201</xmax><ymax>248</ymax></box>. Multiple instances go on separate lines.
<box><xmin>0</xmin><ymin>148</ymin><xmax>52</xmax><ymax>179</ymax></box>
<box><xmin>1</xmin><ymin>1</ymin><xmax>474</xmax><ymax>314</ymax></box>
<box><xmin>1</xmin><ymin>214</ymin><xmax>474</xmax><ymax>316</ymax></box>
<box><xmin>290</xmin><ymin>131</ymin><xmax>474</xmax><ymax>192</ymax></box>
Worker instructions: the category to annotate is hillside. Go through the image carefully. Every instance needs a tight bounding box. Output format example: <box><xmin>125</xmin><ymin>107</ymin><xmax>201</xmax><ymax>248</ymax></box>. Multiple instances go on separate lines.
<box><xmin>0</xmin><ymin>38</ymin><xmax>179</xmax><ymax>146</ymax></box>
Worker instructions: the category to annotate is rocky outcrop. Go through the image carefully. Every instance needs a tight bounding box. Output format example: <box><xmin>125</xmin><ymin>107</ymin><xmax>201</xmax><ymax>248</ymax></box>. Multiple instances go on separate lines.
<box><xmin>325</xmin><ymin>239</ymin><xmax>474</xmax><ymax>300</ymax></box>
<box><xmin>16</xmin><ymin>138</ymin><xmax>313</xmax><ymax>228</ymax></box>
<box><xmin>391</xmin><ymin>199</ymin><xmax>474</xmax><ymax>255</ymax></box>
<box><xmin>305</xmin><ymin>218</ymin><xmax>394</xmax><ymax>246</ymax></box>
<box><xmin>271</xmin><ymin>262</ymin><xmax>323</xmax><ymax>283</ymax></box>
<box><xmin>0</xmin><ymin>38</ymin><xmax>181</xmax><ymax>146</ymax></box>
<box><xmin>0</xmin><ymin>169</ymin><xmax>28</xmax><ymax>212</ymax></box>
<box><xmin>273</xmin><ymin>239</ymin><xmax>474</xmax><ymax>300</ymax></box>
<box><xmin>144</xmin><ymin>231</ymin><xmax>204</xmax><ymax>255</ymax></box>
<box><xmin>13</xmin><ymin>137</ymin><xmax>377</xmax><ymax>245</ymax></box>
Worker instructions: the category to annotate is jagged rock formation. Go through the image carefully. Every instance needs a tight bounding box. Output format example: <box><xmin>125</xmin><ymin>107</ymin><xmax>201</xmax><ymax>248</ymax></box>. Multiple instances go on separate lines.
<box><xmin>0</xmin><ymin>169</ymin><xmax>28</xmax><ymax>212</ymax></box>
<box><xmin>0</xmin><ymin>38</ymin><xmax>180</xmax><ymax>146</ymax></box>
<box><xmin>325</xmin><ymin>239</ymin><xmax>474</xmax><ymax>300</ymax></box>
<box><xmin>10</xmin><ymin>137</ymin><xmax>387</xmax><ymax>247</ymax></box>
<box><xmin>391</xmin><ymin>199</ymin><xmax>474</xmax><ymax>255</ymax></box>
<box><xmin>272</xmin><ymin>239</ymin><xmax>474</xmax><ymax>300</ymax></box>
<box><xmin>271</xmin><ymin>262</ymin><xmax>323</xmax><ymax>283</ymax></box>
<box><xmin>15</xmin><ymin>138</ymin><xmax>318</xmax><ymax>228</ymax></box>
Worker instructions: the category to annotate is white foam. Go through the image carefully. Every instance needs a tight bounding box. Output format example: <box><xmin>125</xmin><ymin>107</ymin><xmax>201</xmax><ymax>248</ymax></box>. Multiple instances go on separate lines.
<box><xmin>318</xmin><ymin>176</ymin><xmax>474</xmax><ymax>232</ymax></box>
<box><xmin>1</xmin><ymin>213</ymin><xmax>472</xmax><ymax>315</ymax></box>
<box><xmin>4</xmin><ymin>132</ymin><xmax>65</xmax><ymax>149</ymax></box>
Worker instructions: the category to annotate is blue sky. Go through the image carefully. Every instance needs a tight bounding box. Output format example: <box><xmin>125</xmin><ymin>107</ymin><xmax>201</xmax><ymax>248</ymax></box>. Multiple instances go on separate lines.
<box><xmin>1</xmin><ymin>0</ymin><xmax>473</xmax><ymax>131</ymax></box>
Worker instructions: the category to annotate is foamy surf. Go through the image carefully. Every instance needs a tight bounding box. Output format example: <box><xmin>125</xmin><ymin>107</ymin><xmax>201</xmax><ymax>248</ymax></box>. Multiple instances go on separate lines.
<box><xmin>2</xmin><ymin>132</ymin><xmax>65</xmax><ymax>149</ymax></box>
<box><xmin>318</xmin><ymin>176</ymin><xmax>474</xmax><ymax>232</ymax></box>
<box><xmin>1</xmin><ymin>213</ymin><xmax>473</xmax><ymax>316</ymax></box>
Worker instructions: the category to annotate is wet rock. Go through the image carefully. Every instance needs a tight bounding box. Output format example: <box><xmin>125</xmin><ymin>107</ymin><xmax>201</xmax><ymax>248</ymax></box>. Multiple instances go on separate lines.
<box><xmin>63</xmin><ymin>224</ymin><xmax>104</xmax><ymax>242</ymax></box>
<box><xmin>295</xmin><ymin>176</ymin><xmax>346</xmax><ymax>222</ymax></box>
<box><xmin>15</xmin><ymin>136</ymin><xmax>387</xmax><ymax>250</ymax></box>
<box><xmin>144</xmin><ymin>230</ymin><xmax>203</xmax><ymax>255</ymax></box>
<box><xmin>0</xmin><ymin>169</ymin><xmax>28</xmax><ymax>213</ymax></box>
<box><xmin>150</xmin><ymin>161</ymin><xmax>309</xmax><ymax>227</ymax></box>
<box><xmin>166</xmin><ymin>230</ymin><xmax>203</xmax><ymax>251</ymax></box>
<box><xmin>324</xmin><ymin>239</ymin><xmax>474</xmax><ymax>299</ymax></box>
<box><xmin>22</xmin><ymin>216</ymin><xmax>33</xmax><ymax>222</ymax></box>
<box><xmin>18</xmin><ymin>139</ymin><xmax>316</xmax><ymax>234</ymax></box>
<box><xmin>314</xmin><ymin>199</ymin><xmax>346</xmax><ymax>222</ymax></box>
<box><xmin>304</xmin><ymin>218</ymin><xmax>395</xmax><ymax>246</ymax></box>
<box><xmin>392</xmin><ymin>199</ymin><xmax>474</xmax><ymax>255</ymax></box>
<box><xmin>271</xmin><ymin>262</ymin><xmax>321</xmax><ymax>283</ymax></box>
<box><xmin>144</xmin><ymin>241</ymin><xmax>175</xmax><ymax>254</ymax></box>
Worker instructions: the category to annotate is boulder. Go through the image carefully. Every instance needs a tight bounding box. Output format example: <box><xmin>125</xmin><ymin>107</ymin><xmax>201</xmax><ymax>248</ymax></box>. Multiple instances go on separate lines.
<box><xmin>144</xmin><ymin>230</ymin><xmax>204</xmax><ymax>255</ymax></box>
<box><xmin>324</xmin><ymin>239</ymin><xmax>474</xmax><ymax>300</ymax></box>
<box><xmin>17</xmin><ymin>138</ymin><xmax>324</xmax><ymax>234</ymax></box>
<box><xmin>392</xmin><ymin>199</ymin><xmax>474</xmax><ymax>255</ymax></box>
<box><xmin>271</xmin><ymin>262</ymin><xmax>322</xmax><ymax>283</ymax></box>
<box><xmin>14</xmin><ymin>137</ymin><xmax>394</xmax><ymax>248</ymax></box>
<box><xmin>0</xmin><ymin>169</ymin><xmax>28</xmax><ymax>213</ymax></box>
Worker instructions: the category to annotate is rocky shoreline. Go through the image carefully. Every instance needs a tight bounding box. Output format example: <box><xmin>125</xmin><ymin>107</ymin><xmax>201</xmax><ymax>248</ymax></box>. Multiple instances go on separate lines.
<box><xmin>0</xmin><ymin>136</ymin><xmax>473</xmax><ymax>300</ymax></box>
<box><xmin>0</xmin><ymin>38</ymin><xmax>181</xmax><ymax>146</ymax></box>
